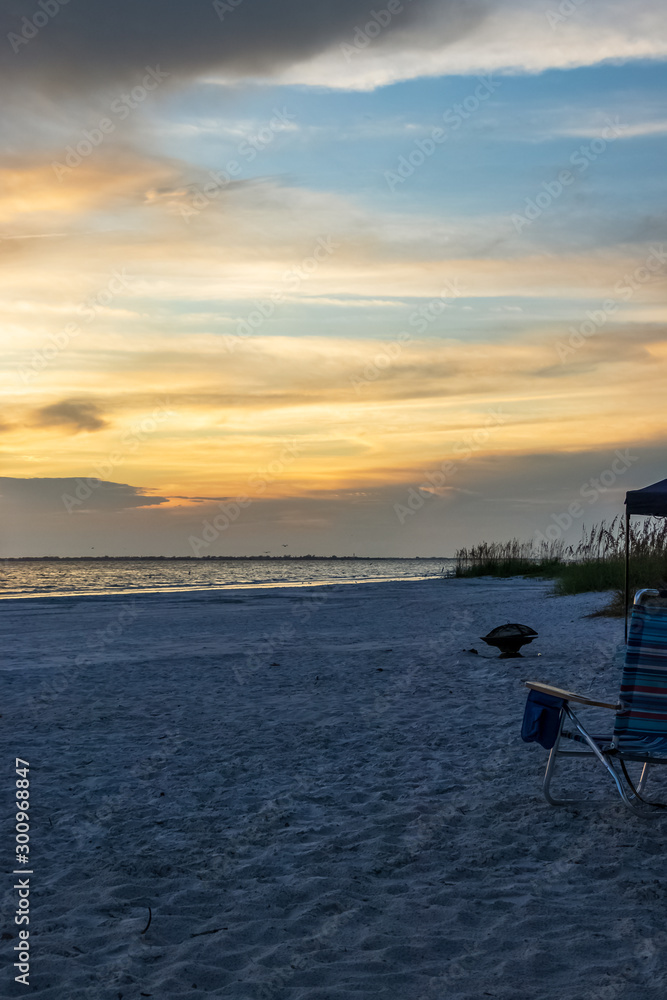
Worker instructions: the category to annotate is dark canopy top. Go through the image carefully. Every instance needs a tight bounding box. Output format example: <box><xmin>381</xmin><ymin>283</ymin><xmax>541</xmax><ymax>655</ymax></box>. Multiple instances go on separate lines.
<box><xmin>625</xmin><ymin>478</ymin><xmax>667</xmax><ymax>516</ymax></box>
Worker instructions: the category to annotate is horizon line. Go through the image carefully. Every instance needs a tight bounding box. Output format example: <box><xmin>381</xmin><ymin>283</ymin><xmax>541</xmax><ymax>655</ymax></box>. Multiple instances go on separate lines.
<box><xmin>0</xmin><ymin>554</ymin><xmax>456</xmax><ymax>561</ymax></box>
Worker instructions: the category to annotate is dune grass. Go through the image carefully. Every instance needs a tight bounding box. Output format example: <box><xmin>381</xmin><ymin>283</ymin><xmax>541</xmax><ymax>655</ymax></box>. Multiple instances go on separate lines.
<box><xmin>453</xmin><ymin>538</ymin><xmax>566</xmax><ymax>580</ymax></box>
<box><xmin>454</xmin><ymin>518</ymin><xmax>667</xmax><ymax>615</ymax></box>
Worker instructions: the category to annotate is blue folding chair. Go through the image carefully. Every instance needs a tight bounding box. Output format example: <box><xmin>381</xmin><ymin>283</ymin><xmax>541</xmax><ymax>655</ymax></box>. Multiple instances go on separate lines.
<box><xmin>522</xmin><ymin>589</ymin><xmax>667</xmax><ymax>814</ymax></box>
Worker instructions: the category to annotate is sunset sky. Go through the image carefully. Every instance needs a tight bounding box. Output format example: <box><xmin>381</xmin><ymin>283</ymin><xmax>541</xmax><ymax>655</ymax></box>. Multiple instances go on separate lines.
<box><xmin>1</xmin><ymin>0</ymin><xmax>666</xmax><ymax>556</ymax></box>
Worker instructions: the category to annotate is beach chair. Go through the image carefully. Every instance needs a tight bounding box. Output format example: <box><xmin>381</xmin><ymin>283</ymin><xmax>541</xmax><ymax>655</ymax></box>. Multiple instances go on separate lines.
<box><xmin>522</xmin><ymin>589</ymin><xmax>667</xmax><ymax>815</ymax></box>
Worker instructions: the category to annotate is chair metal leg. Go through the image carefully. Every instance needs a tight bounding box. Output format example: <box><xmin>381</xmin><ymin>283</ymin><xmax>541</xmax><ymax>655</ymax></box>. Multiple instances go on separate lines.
<box><xmin>542</xmin><ymin>709</ymin><xmax>607</xmax><ymax>806</ymax></box>
<box><xmin>543</xmin><ymin>713</ymin><xmax>570</xmax><ymax>806</ymax></box>
<box><xmin>542</xmin><ymin>706</ymin><xmax>656</xmax><ymax>815</ymax></box>
<box><xmin>637</xmin><ymin>763</ymin><xmax>651</xmax><ymax>794</ymax></box>
<box><xmin>618</xmin><ymin>760</ymin><xmax>667</xmax><ymax>809</ymax></box>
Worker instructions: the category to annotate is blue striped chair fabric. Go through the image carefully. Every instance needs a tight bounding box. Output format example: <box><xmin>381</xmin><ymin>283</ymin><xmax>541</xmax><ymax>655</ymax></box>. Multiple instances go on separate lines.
<box><xmin>612</xmin><ymin>602</ymin><xmax>667</xmax><ymax>754</ymax></box>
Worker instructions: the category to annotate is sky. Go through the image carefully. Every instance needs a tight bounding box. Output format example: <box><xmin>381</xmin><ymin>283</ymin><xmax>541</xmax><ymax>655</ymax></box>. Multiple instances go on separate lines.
<box><xmin>1</xmin><ymin>0</ymin><xmax>666</xmax><ymax>556</ymax></box>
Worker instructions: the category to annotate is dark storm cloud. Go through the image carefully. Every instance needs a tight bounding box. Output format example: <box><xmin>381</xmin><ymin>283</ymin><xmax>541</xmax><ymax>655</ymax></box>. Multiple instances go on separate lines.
<box><xmin>0</xmin><ymin>476</ymin><xmax>170</xmax><ymax>511</ymax></box>
<box><xmin>0</xmin><ymin>0</ymin><xmax>487</xmax><ymax>91</ymax></box>
<box><xmin>32</xmin><ymin>399</ymin><xmax>108</xmax><ymax>433</ymax></box>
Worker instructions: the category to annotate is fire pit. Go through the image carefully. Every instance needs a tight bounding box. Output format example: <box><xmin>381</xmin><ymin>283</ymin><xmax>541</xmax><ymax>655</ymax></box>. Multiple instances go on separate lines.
<box><xmin>480</xmin><ymin>623</ymin><xmax>538</xmax><ymax>658</ymax></box>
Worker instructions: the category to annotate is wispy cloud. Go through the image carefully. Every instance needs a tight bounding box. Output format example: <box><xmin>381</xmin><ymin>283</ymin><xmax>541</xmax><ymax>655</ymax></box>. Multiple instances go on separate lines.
<box><xmin>264</xmin><ymin>0</ymin><xmax>667</xmax><ymax>89</ymax></box>
<box><xmin>31</xmin><ymin>399</ymin><xmax>108</xmax><ymax>433</ymax></box>
<box><xmin>554</xmin><ymin>119</ymin><xmax>667</xmax><ymax>139</ymax></box>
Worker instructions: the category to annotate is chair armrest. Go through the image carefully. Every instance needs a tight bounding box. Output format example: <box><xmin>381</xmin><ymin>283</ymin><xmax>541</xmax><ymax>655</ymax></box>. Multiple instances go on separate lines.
<box><xmin>524</xmin><ymin>680</ymin><xmax>621</xmax><ymax>711</ymax></box>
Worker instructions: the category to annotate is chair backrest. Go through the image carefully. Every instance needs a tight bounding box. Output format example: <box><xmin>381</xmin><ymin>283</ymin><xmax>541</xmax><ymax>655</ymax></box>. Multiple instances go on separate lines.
<box><xmin>614</xmin><ymin>590</ymin><xmax>667</xmax><ymax>748</ymax></box>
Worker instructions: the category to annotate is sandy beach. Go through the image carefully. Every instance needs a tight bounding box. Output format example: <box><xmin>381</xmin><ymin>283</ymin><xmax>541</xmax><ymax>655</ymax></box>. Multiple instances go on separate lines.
<box><xmin>4</xmin><ymin>576</ymin><xmax>667</xmax><ymax>999</ymax></box>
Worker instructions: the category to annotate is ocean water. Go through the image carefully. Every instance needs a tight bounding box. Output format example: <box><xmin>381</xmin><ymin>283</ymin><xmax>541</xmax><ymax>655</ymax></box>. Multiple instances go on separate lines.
<box><xmin>0</xmin><ymin>557</ymin><xmax>455</xmax><ymax>599</ymax></box>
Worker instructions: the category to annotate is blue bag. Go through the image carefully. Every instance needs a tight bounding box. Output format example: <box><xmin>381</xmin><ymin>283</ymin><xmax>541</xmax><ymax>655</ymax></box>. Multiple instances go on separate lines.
<box><xmin>521</xmin><ymin>690</ymin><xmax>564</xmax><ymax>750</ymax></box>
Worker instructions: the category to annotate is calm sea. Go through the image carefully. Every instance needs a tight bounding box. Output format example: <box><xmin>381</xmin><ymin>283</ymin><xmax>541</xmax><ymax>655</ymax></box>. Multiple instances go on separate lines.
<box><xmin>0</xmin><ymin>558</ymin><xmax>455</xmax><ymax>599</ymax></box>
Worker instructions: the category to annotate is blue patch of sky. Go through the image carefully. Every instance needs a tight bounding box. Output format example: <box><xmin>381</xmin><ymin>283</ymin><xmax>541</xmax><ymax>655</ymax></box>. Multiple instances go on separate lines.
<box><xmin>143</xmin><ymin>293</ymin><xmax>628</xmax><ymax>345</ymax></box>
<box><xmin>148</xmin><ymin>64</ymin><xmax>666</xmax><ymax>212</ymax></box>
